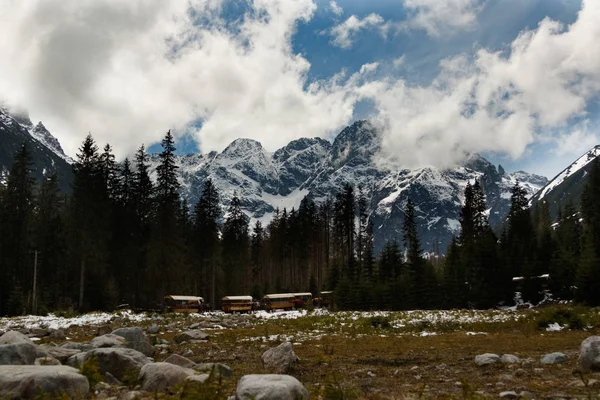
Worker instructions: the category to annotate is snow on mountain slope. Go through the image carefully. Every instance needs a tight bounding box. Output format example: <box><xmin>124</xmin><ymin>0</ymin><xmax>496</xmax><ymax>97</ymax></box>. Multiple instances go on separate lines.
<box><xmin>536</xmin><ymin>146</ymin><xmax>600</xmax><ymax>201</ymax></box>
<box><xmin>169</xmin><ymin>120</ymin><xmax>547</xmax><ymax>252</ymax></box>
<box><xmin>0</xmin><ymin>107</ymin><xmax>73</xmax><ymax>191</ymax></box>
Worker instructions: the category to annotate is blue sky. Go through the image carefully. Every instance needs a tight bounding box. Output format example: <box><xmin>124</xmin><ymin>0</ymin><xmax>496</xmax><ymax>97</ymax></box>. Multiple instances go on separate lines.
<box><xmin>2</xmin><ymin>0</ymin><xmax>598</xmax><ymax>179</ymax></box>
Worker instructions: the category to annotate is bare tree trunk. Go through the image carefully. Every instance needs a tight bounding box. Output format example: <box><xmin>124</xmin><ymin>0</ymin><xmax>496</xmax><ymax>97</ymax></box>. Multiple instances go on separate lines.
<box><xmin>79</xmin><ymin>255</ymin><xmax>85</xmax><ymax>311</ymax></box>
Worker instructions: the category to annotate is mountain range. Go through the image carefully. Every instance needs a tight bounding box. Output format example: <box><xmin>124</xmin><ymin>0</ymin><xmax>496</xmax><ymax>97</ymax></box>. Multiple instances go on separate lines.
<box><xmin>0</xmin><ymin>107</ymin><xmax>561</xmax><ymax>253</ymax></box>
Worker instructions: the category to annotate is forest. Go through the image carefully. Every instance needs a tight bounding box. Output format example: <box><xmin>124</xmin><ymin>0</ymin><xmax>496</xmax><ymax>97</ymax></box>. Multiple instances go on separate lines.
<box><xmin>1</xmin><ymin>130</ymin><xmax>599</xmax><ymax>316</ymax></box>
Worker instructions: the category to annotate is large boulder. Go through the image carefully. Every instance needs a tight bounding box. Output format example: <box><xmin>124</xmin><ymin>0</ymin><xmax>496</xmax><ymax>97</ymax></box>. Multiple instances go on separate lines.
<box><xmin>236</xmin><ymin>375</ymin><xmax>309</xmax><ymax>400</ymax></box>
<box><xmin>0</xmin><ymin>343</ymin><xmax>37</xmax><ymax>365</ymax></box>
<box><xmin>540</xmin><ymin>352</ymin><xmax>567</xmax><ymax>365</ymax></box>
<box><xmin>475</xmin><ymin>353</ymin><xmax>500</xmax><ymax>366</ymax></box>
<box><xmin>91</xmin><ymin>334</ymin><xmax>126</xmax><ymax>349</ymax></box>
<box><xmin>579</xmin><ymin>336</ymin><xmax>600</xmax><ymax>372</ymax></box>
<box><xmin>261</xmin><ymin>342</ymin><xmax>299</xmax><ymax>373</ymax></box>
<box><xmin>0</xmin><ymin>331</ymin><xmax>33</xmax><ymax>345</ymax></box>
<box><xmin>67</xmin><ymin>347</ymin><xmax>150</xmax><ymax>381</ymax></box>
<box><xmin>111</xmin><ymin>327</ymin><xmax>147</xmax><ymax>344</ymax></box>
<box><xmin>164</xmin><ymin>354</ymin><xmax>196</xmax><ymax>369</ymax></box>
<box><xmin>48</xmin><ymin>329</ymin><xmax>67</xmax><ymax>340</ymax></box>
<box><xmin>139</xmin><ymin>362</ymin><xmax>196</xmax><ymax>392</ymax></box>
<box><xmin>173</xmin><ymin>330</ymin><xmax>210</xmax><ymax>343</ymax></box>
<box><xmin>112</xmin><ymin>327</ymin><xmax>154</xmax><ymax>357</ymax></box>
<box><xmin>0</xmin><ymin>365</ymin><xmax>89</xmax><ymax>399</ymax></box>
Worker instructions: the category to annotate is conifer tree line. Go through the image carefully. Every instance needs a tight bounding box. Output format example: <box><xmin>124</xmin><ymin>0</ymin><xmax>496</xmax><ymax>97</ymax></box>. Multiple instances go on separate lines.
<box><xmin>1</xmin><ymin>131</ymin><xmax>600</xmax><ymax>316</ymax></box>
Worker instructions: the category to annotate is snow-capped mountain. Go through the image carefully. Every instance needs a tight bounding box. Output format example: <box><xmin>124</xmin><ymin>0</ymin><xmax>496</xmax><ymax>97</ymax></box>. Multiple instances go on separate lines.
<box><xmin>1</xmin><ymin>108</ymin><xmax>548</xmax><ymax>253</ymax></box>
<box><xmin>530</xmin><ymin>145</ymin><xmax>600</xmax><ymax>218</ymax></box>
<box><xmin>157</xmin><ymin>121</ymin><xmax>548</xmax><ymax>252</ymax></box>
<box><xmin>0</xmin><ymin>107</ymin><xmax>72</xmax><ymax>191</ymax></box>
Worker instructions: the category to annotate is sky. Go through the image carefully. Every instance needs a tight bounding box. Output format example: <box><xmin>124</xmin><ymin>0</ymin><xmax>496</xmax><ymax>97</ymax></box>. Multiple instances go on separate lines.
<box><xmin>0</xmin><ymin>0</ymin><xmax>599</xmax><ymax>178</ymax></box>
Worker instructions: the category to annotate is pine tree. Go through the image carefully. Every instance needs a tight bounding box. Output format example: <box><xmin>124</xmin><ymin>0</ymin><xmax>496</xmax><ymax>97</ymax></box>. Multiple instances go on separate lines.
<box><xmin>100</xmin><ymin>144</ymin><xmax>119</xmax><ymax>200</ymax></box>
<box><xmin>403</xmin><ymin>199</ymin><xmax>427</xmax><ymax>309</ymax></box>
<box><xmin>0</xmin><ymin>144</ymin><xmax>35</xmax><ymax>315</ymax></box>
<box><xmin>442</xmin><ymin>237</ymin><xmax>465</xmax><ymax>309</ymax></box>
<box><xmin>69</xmin><ymin>134</ymin><xmax>110</xmax><ymax>311</ymax></box>
<box><xmin>33</xmin><ymin>173</ymin><xmax>66</xmax><ymax>312</ymax></box>
<box><xmin>193</xmin><ymin>178</ymin><xmax>221</xmax><ymax>308</ymax></box>
<box><xmin>550</xmin><ymin>201</ymin><xmax>580</xmax><ymax>299</ymax></box>
<box><xmin>222</xmin><ymin>196</ymin><xmax>249</xmax><ymax>297</ymax></box>
<box><xmin>576</xmin><ymin>158</ymin><xmax>600</xmax><ymax>305</ymax></box>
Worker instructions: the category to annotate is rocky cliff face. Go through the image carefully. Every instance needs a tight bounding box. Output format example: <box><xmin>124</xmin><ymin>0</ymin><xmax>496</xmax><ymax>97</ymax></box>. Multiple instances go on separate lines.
<box><xmin>0</xmin><ymin>107</ymin><xmax>72</xmax><ymax>191</ymax></box>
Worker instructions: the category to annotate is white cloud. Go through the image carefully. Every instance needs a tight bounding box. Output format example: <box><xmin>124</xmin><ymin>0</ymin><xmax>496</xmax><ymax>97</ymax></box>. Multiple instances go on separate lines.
<box><xmin>0</xmin><ymin>0</ymin><xmax>599</xmax><ymax>173</ymax></box>
<box><xmin>0</xmin><ymin>0</ymin><xmax>358</xmax><ymax>158</ymax></box>
<box><xmin>392</xmin><ymin>56</ymin><xmax>406</xmax><ymax>68</ymax></box>
<box><xmin>359</xmin><ymin>62</ymin><xmax>379</xmax><ymax>74</ymax></box>
<box><xmin>363</xmin><ymin>0</ymin><xmax>600</xmax><ymax>168</ymax></box>
<box><xmin>553</xmin><ymin>122</ymin><xmax>599</xmax><ymax>158</ymax></box>
<box><xmin>329</xmin><ymin>13</ymin><xmax>388</xmax><ymax>49</ymax></box>
<box><xmin>402</xmin><ymin>0</ymin><xmax>485</xmax><ymax>36</ymax></box>
<box><xmin>329</xmin><ymin>1</ymin><xmax>343</xmax><ymax>17</ymax></box>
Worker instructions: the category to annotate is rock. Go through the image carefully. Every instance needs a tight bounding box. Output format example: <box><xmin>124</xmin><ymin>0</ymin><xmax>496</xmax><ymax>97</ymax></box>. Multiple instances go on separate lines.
<box><xmin>0</xmin><ymin>343</ymin><xmax>37</xmax><ymax>365</ymax></box>
<box><xmin>183</xmin><ymin>349</ymin><xmax>194</xmax><ymax>357</ymax></box>
<box><xmin>499</xmin><ymin>391</ymin><xmax>518</xmax><ymax>399</ymax></box>
<box><xmin>236</xmin><ymin>374</ymin><xmax>309</xmax><ymax>400</ymax></box>
<box><xmin>112</xmin><ymin>327</ymin><xmax>147</xmax><ymax>344</ymax></box>
<box><xmin>540</xmin><ymin>352</ymin><xmax>567</xmax><ymax>365</ymax></box>
<box><xmin>0</xmin><ymin>365</ymin><xmax>89</xmax><ymax>399</ymax></box>
<box><xmin>261</xmin><ymin>342</ymin><xmax>299</xmax><ymax>373</ymax></box>
<box><xmin>91</xmin><ymin>334</ymin><xmax>126</xmax><ymax>349</ymax></box>
<box><xmin>578</xmin><ymin>336</ymin><xmax>600</xmax><ymax>372</ymax></box>
<box><xmin>48</xmin><ymin>330</ymin><xmax>66</xmax><ymax>340</ymax></box>
<box><xmin>501</xmin><ymin>354</ymin><xmax>520</xmax><ymax>364</ymax></box>
<box><xmin>514</xmin><ymin>369</ymin><xmax>527</xmax><ymax>377</ymax></box>
<box><xmin>0</xmin><ymin>331</ymin><xmax>33</xmax><ymax>345</ymax></box>
<box><xmin>195</xmin><ymin>363</ymin><xmax>233</xmax><ymax>378</ymax></box>
<box><xmin>97</xmin><ymin>325</ymin><xmax>113</xmax><ymax>336</ymax></box>
<box><xmin>173</xmin><ymin>330</ymin><xmax>210</xmax><ymax>343</ymax></box>
<box><xmin>104</xmin><ymin>371</ymin><xmax>122</xmax><ymax>386</ymax></box>
<box><xmin>105</xmin><ymin>327</ymin><xmax>154</xmax><ymax>357</ymax></box>
<box><xmin>519</xmin><ymin>391</ymin><xmax>535</xmax><ymax>399</ymax></box>
<box><xmin>119</xmin><ymin>391</ymin><xmax>143</xmax><ymax>400</ymax></box>
<box><xmin>34</xmin><ymin>357</ymin><xmax>61</xmax><ymax>366</ymax></box>
<box><xmin>61</xmin><ymin>341</ymin><xmax>93</xmax><ymax>352</ymax></box>
<box><xmin>37</xmin><ymin>345</ymin><xmax>81</xmax><ymax>363</ymax></box>
<box><xmin>475</xmin><ymin>353</ymin><xmax>500</xmax><ymax>366</ymax></box>
<box><xmin>148</xmin><ymin>325</ymin><xmax>159</xmax><ymax>334</ymax></box>
<box><xmin>189</xmin><ymin>323</ymin><xmax>200</xmax><ymax>329</ymax></box>
<box><xmin>164</xmin><ymin>354</ymin><xmax>196</xmax><ymax>369</ymax></box>
<box><xmin>139</xmin><ymin>362</ymin><xmax>196</xmax><ymax>392</ymax></box>
<box><xmin>67</xmin><ymin>347</ymin><xmax>150</xmax><ymax>381</ymax></box>
<box><xmin>124</xmin><ymin>341</ymin><xmax>154</xmax><ymax>357</ymax></box>
<box><xmin>29</xmin><ymin>328</ymin><xmax>49</xmax><ymax>338</ymax></box>
<box><xmin>185</xmin><ymin>373</ymin><xmax>210</xmax><ymax>384</ymax></box>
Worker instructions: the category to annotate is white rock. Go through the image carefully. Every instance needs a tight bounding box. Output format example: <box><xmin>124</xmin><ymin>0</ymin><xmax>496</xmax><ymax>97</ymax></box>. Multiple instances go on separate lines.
<box><xmin>475</xmin><ymin>353</ymin><xmax>500</xmax><ymax>366</ymax></box>
<box><xmin>236</xmin><ymin>374</ymin><xmax>308</xmax><ymax>400</ymax></box>
<box><xmin>261</xmin><ymin>342</ymin><xmax>299</xmax><ymax>373</ymax></box>
<box><xmin>540</xmin><ymin>352</ymin><xmax>567</xmax><ymax>365</ymax></box>
<box><xmin>579</xmin><ymin>336</ymin><xmax>600</xmax><ymax>372</ymax></box>
<box><xmin>501</xmin><ymin>354</ymin><xmax>520</xmax><ymax>364</ymax></box>
<box><xmin>139</xmin><ymin>362</ymin><xmax>196</xmax><ymax>392</ymax></box>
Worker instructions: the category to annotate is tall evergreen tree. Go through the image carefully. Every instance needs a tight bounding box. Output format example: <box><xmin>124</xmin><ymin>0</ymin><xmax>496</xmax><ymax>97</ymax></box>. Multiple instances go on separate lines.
<box><xmin>0</xmin><ymin>144</ymin><xmax>35</xmax><ymax>315</ymax></box>
<box><xmin>222</xmin><ymin>196</ymin><xmax>249</xmax><ymax>297</ymax></box>
<box><xmin>193</xmin><ymin>178</ymin><xmax>221</xmax><ymax>308</ymax></box>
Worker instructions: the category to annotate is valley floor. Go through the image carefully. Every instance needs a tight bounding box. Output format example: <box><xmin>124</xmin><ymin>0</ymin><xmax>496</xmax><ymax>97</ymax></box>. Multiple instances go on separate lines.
<box><xmin>1</xmin><ymin>307</ymin><xmax>599</xmax><ymax>399</ymax></box>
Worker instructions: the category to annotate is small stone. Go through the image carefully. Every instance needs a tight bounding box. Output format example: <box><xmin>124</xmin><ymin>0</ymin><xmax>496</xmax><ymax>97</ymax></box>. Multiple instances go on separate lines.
<box><xmin>410</xmin><ymin>366</ymin><xmax>419</xmax><ymax>371</ymax></box>
<box><xmin>35</xmin><ymin>356</ymin><xmax>61</xmax><ymax>365</ymax></box>
<box><xmin>499</xmin><ymin>391</ymin><xmax>518</xmax><ymax>399</ymax></box>
<box><xmin>540</xmin><ymin>352</ymin><xmax>567</xmax><ymax>365</ymax></box>
<box><xmin>48</xmin><ymin>330</ymin><xmax>67</xmax><ymax>340</ymax></box>
<box><xmin>514</xmin><ymin>369</ymin><xmax>527</xmax><ymax>377</ymax></box>
<box><xmin>519</xmin><ymin>391</ymin><xmax>535</xmax><ymax>399</ymax></box>
<box><xmin>475</xmin><ymin>353</ymin><xmax>500</xmax><ymax>366</ymax></box>
<box><xmin>164</xmin><ymin>354</ymin><xmax>196</xmax><ymax>369</ymax></box>
<box><xmin>174</xmin><ymin>330</ymin><xmax>210</xmax><ymax>343</ymax></box>
<box><xmin>501</xmin><ymin>354</ymin><xmax>520</xmax><ymax>364</ymax></box>
<box><xmin>148</xmin><ymin>325</ymin><xmax>159</xmax><ymax>334</ymax></box>
<box><xmin>104</xmin><ymin>371</ymin><xmax>122</xmax><ymax>386</ymax></box>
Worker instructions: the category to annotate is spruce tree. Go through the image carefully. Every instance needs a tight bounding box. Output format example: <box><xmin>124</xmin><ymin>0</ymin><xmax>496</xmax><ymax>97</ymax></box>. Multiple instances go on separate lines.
<box><xmin>222</xmin><ymin>196</ymin><xmax>249</xmax><ymax>297</ymax></box>
<box><xmin>0</xmin><ymin>144</ymin><xmax>35</xmax><ymax>315</ymax></box>
<box><xmin>193</xmin><ymin>178</ymin><xmax>221</xmax><ymax>308</ymax></box>
<box><xmin>403</xmin><ymin>199</ymin><xmax>425</xmax><ymax>309</ymax></box>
